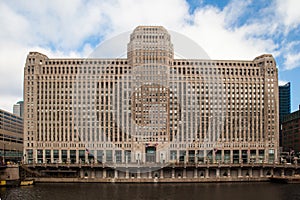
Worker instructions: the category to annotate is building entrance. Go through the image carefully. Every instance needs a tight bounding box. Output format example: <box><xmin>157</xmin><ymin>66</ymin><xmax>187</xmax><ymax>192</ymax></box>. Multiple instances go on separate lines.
<box><xmin>146</xmin><ymin>146</ymin><xmax>156</xmax><ymax>163</ymax></box>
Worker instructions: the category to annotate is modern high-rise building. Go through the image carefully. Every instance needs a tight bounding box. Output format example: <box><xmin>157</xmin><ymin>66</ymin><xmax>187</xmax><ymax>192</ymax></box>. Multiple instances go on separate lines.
<box><xmin>279</xmin><ymin>82</ymin><xmax>291</xmax><ymax>122</ymax></box>
<box><xmin>0</xmin><ymin>109</ymin><xmax>23</xmax><ymax>163</ymax></box>
<box><xmin>279</xmin><ymin>82</ymin><xmax>291</xmax><ymax>147</ymax></box>
<box><xmin>23</xmin><ymin>26</ymin><xmax>279</xmax><ymax>165</ymax></box>
<box><xmin>13</xmin><ymin>101</ymin><xmax>24</xmax><ymax>118</ymax></box>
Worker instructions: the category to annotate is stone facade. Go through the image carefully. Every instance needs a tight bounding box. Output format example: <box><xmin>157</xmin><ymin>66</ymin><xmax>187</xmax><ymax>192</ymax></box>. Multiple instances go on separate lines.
<box><xmin>23</xmin><ymin>26</ymin><xmax>279</xmax><ymax>166</ymax></box>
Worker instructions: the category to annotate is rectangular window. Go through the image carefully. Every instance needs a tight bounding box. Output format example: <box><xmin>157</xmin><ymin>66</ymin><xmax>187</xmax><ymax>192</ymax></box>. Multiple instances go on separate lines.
<box><xmin>53</xmin><ymin>150</ymin><xmax>59</xmax><ymax>163</ymax></box>
<box><xmin>215</xmin><ymin>151</ymin><xmax>222</xmax><ymax>163</ymax></box>
<box><xmin>224</xmin><ymin>150</ymin><xmax>230</xmax><ymax>163</ymax></box>
<box><xmin>115</xmin><ymin>150</ymin><xmax>122</xmax><ymax>163</ymax></box>
<box><xmin>179</xmin><ymin>150</ymin><xmax>186</xmax><ymax>162</ymax></box>
<box><xmin>188</xmin><ymin>150</ymin><xmax>195</xmax><ymax>163</ymax></box>
<box><xmin>97</xmin><ymin>150</ymin><xmax>103</xmax><ymax>163</ymax></box>
<box><xmin>268</xmin><ymin>149</ymin><xmax>275</xmax><ymax>164</ymax></box>
<box><xmin>106</xmin><ymin>150</ymin><xmax>113</xmax><ymax>162</ymax></box>
<box><xmin>45</xmin><ymin>149</ymin><xmax>51</xmax><ymax>163</ymax></box>
<box><xmin>250</xmin><ymin>150</ymin><xmax>256</xmax><ymax>163</ymax></box>
<box><xmin>71</xmin><ymin>150</ymin><xmax>77</xmax><ymax>164</ymax></box>
<box><xmin>125</xmin><ymin>150</ymin><xmax>131</xmax><ymax>163</ymax></box>
<box><xmin>170</xmin><ymin>150</ymin><xmax>177</xmax><ymax>161</ymax></box>
<box><xmin>62</xmin><ymin>150</ymin><xmax>67</xmax><ymax>163</ymax></box>
<box><xmin>233</xmin><ymin>150</ymin><xmax>239</xmax><ymax>164</ymax></box>
<box><xmin>37</xmin><ymin>149</ymin><xmax>43</xmax><ymax>164</ymax></box>
<box><xmin>259</xmin><ymin>150</ymin><xmax>264</xmax><ymax>163</ymax></box>
<box><xmin>79</xmin><ymin>150</ymin><xmax>86</xmax><ymax>163</ymax></box>
<box><xmin>27</xmin><ymin>149</ymin><xmax>33</xmax><ymax>164</ymax></box>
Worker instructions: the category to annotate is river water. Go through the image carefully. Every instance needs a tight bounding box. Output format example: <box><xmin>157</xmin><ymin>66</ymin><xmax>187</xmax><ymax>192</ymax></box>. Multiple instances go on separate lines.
<box><xmin>0</xmin><ymin>182</ymin><xmax>299</xmax><ymax>200</ymax></box>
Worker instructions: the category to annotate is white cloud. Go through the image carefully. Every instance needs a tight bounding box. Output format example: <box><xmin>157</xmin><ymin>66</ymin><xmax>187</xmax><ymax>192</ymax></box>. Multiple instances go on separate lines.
<box><xmin>99</xmin><ymin>0</ymin><xmax>190</xmax><ymax>34</ymax></box>
<box><xmin>270</xmin><ymin>0</ymin><xmax>300</xmax><ymax>70</ymax></box>
<box><xmin>222</xmin><ymin>0</ymin><xmax>252</xmax><ymax>27</ymax></box>
<box><xmin>278</xmin><ymin>80</ymin><xmax>289</xmax><ymax>86</ymax></box>
<box><xmin>181</xmin><ymin>2</ymin><xmax>278</xmax><ymax>60</ymax></box>
<box><xmin>276</xmin><ymin>0</ymin><xmax>300</xmax><ymax>30</ymax></box>
<box><xmin>1</xmin><ymin>0</ymin><xmax>109</xmax><ymax>50</ymax></box>
<box><xmin>279</xmin><ymin>40</ymin><xmax>300</xmax><ymax>70</ymax></box>
<box><xmin>283</xmin><ymin>52</ymin><xmax>300</xmax><ymax>70</ymax></box>
<box><xmin>0</xmin><ymin>42</ymin><xmax>27</xmax><ymax>112</ymax></box>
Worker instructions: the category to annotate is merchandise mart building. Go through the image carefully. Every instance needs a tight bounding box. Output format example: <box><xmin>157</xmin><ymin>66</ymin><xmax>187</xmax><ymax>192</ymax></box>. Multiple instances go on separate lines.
<box><xmin>23</xmin><ymin>26</ymin><xmax>279</xmax><ymax>166</ymax></box>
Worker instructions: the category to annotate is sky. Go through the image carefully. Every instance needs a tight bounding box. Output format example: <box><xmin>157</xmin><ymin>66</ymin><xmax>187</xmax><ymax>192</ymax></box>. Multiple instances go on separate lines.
<box><xmin>0</xmin><ymin>0</ymin><xmax>300</xmax><ymax>112</ymax></box>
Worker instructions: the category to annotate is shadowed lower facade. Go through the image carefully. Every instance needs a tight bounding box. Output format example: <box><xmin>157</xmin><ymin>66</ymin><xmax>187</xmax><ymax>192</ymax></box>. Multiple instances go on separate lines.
<box><xmin>23</xmin><ymin>26</ymin><xmax>279</xmax><ymax>168</ymax></box>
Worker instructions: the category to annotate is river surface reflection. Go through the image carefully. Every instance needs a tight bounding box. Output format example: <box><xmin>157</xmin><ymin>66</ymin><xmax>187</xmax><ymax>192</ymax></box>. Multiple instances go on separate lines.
<box><xmin>0</xmin><ymin>182</ymin><xmax>299</xmax><ymax>200</ymax></box>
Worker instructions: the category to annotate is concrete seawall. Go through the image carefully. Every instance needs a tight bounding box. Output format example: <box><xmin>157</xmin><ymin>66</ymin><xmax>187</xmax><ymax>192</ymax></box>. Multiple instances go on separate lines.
<box><xmin>0</xmin><ymin>164</ymin><xmax>20</xmax><ymax>186</ymax></box>
<box><xmin>20</xmin><ymin>163</ymin><xmax>300</xmax><ymax>183</ymax></box>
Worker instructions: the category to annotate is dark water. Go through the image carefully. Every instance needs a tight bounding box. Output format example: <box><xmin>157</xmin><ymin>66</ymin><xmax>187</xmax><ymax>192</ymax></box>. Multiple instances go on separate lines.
<box><xmin>0</xmin><ymin>182</ymin><xmax>299</xmax><ymax>200</ymax></box>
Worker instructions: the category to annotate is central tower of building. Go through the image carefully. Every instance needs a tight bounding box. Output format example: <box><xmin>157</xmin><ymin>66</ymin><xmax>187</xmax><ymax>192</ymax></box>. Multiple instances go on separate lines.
<box><xmin>127</xmin><ymin>26</ymin><xmax>173</xmax><ymax>66</ymax></box>
<box><xmin>127</xmin><ymin>26</ymin><xmax>175</xmax><ymax>163</ymax></box>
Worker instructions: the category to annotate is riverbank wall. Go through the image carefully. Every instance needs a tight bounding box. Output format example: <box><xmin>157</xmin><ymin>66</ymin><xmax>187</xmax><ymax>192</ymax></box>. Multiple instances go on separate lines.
<box><xmin>20</xmin><ymin>163</ymin><xmax>300</xmax><ymax>183</ymax></box>
<box><xmin>0</xmin><ymin>164</ymin><xmax>20</xmax><ymax>186</ymax></box>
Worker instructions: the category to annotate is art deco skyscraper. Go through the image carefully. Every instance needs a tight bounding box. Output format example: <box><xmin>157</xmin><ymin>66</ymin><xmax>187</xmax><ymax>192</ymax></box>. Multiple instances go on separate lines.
<box><xmin>23</xmin><ymin>26</ymin><xmax>279</xmax><ymax>165</ymax></box>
